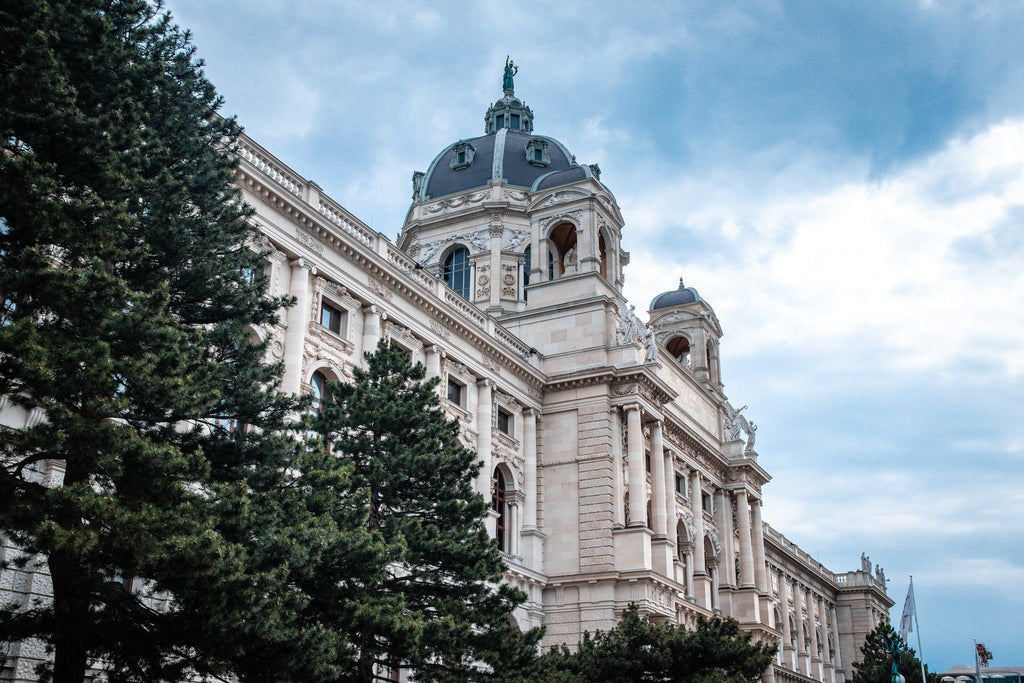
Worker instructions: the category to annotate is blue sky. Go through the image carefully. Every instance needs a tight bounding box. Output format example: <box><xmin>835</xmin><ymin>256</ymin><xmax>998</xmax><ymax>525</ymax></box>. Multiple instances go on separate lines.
<box><xmin>164</xmin><ymin>0</ymin><xmax>1024</xmax><ymax>670</ymax></box>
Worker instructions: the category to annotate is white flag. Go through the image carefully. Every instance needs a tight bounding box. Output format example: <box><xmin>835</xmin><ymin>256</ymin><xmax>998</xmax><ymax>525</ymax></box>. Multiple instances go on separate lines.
<box><xmin>900</xmin><ymin>579</ymin><xmax>916</xmax><ymax>640</ymax></box>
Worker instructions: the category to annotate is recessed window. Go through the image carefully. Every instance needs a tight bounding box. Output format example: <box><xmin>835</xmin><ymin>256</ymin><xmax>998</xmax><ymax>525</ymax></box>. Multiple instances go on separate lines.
<box><xmin>443</xmin><ymin>247</ymin><xmax>471</xmax><ymax>299</ymax></box>
<box><xmin>702</xmin><ymin>492</ymin><xmax>713</xmax><ymax>515</ymax></box>
<box><xmin>675</xmin><ymin>474</ymin><xmax>686</xmax><ymax>496</ymax></box>
<box><xmin>497</xmin><ymin>408</ymin><xmax>512</xmax><ymax>435</ymax></box>
<box><xmin>447</xmin><ymin>378</ymin><xmax>464</xmax><ymax>407</ymax></box>
<box><xmin>492</xmin><ymin>467</ymin><xmax>507</xmax><ymax>552</ymax></box>
<box><xmin>525</xmin><ymin>138</ymin><xmax>551</xmax><ymax>167</ymax></box>
<box><xmin>496</xmin><ymin>115</ymin><xmax>504</xmax><ymax>129</ymax></box>
<box><xmin>510</xmin><ymin>113</ymin><xmax>520</xmax><ymax>129</ymax></box>
<box><xmin>320</xmin><ymin>301</ymin><xmax>344</xmax><ymax>335</ymax></box>
<box><xmin>450</xmin><ymin>142</ymin><xmax>475</xmax><ymax>170</ymax></box>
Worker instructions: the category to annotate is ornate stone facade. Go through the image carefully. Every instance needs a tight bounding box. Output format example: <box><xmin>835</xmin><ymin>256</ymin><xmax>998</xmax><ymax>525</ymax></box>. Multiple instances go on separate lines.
<box><xmin>0</xmin><ymin>86</ymin><xmax>892</xmax><ymax>683</ymax></box>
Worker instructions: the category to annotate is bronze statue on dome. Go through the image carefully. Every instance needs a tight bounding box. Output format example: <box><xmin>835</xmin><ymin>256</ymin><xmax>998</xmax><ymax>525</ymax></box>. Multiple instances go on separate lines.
<box><xmin>503</xmin><ymin>56</ymin><xmax>518</xmax><ymax>92</ymax></box>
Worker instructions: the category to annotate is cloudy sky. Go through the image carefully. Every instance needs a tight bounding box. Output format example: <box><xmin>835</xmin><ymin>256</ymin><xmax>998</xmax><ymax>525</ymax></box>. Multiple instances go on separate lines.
<box><xmin>164</xmin><ymin>0</ymin><xmax>1024</xmax><ymax>669</ymax></box>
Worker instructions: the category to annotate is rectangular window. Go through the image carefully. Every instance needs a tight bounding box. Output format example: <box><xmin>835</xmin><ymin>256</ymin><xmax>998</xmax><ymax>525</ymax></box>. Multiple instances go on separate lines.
<box><xmin>675</xmin><ymin>474</ymin><xmax>686</xmax><ymax>496</ymax></box>
<box><xmin>497</xmin><ymin>408</ymin><xmax>512</xmax><ymax>435</ymax></box>
<box><xmin>447</xmin><ymin>378</ymin><xmax>463</xmax><ymax>407</ymax></box>
<box><xmin>496</xmin><ymin>115</ymin><xmax>504</xmax><ymax>129</ymax></box>
<box><xmin>534</xmin><ymin>148</ymin><xmax>543</xmax><ymax>162</ymax></box>
<box><xmin>702</xmin><ymin>492</ymin><xmax>713</xmax><ymax>515</ymax></box>
<box><xmin>511</xmin><ymin>113</ymin><xmax>520</xmax><ymax>129</ymax></box>
<box><xmin>320</xmin><ymin>301</ymin><xmax>344</xmax><ymax>335</ymax></box>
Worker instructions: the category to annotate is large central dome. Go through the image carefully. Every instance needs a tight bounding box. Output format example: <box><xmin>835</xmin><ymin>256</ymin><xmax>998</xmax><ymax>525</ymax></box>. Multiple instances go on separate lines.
<box><xmin>412</xmin><ymin>82</ymin><xmax>600</xmax><ymax>202</ymax></box>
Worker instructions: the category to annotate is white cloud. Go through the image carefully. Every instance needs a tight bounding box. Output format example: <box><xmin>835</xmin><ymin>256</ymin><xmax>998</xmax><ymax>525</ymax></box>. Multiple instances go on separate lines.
<box><xmin>624</xmin><ymin>118</ymin><xmax>1024</xmax><ymax>378</ymax></box>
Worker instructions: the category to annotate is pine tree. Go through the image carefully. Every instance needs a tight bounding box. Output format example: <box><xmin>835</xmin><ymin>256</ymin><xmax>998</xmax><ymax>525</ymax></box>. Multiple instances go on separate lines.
<box><xmin>534</xmin><ymin>604</ymin><xmax>777</xmax><ymax>683</ymax></box>
<box><xmin>0</xmin><ymin>1</ymin><xmax>301</xmax><ymax>680</ymax></box>
<box><xmin>851</xmin><ymin>623</ymin><xmax>937</xmax><ymax>683</ymax></box>
<box><xmin>307</xmin><ymin>342</ymin><xmax>542</xmax><ymax>682</ymax></box>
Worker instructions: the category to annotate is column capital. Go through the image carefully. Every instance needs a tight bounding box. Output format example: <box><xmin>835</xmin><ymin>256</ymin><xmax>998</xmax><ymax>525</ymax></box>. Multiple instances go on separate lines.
<box><xmin>477</xmin><ymin>377</ymin><xmax>495</xmax><ymax>390</ymax></box>
<box><xmin>622</xmin><ymin>402</ymin><xmax>642</xmax><ymax>415</ymax></box>
<box><xmin>289</xmin><ymin>257</ymin><xmax>317</xmax><ymax>274</ymax></box>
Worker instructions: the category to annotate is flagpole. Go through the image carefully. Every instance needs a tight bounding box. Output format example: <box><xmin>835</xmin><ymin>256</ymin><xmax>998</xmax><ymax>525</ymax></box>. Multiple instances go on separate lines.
<box><xmin>910</xmin><ymin>576</ymin><xmax>927</xmax><ymax>683</ymax></box>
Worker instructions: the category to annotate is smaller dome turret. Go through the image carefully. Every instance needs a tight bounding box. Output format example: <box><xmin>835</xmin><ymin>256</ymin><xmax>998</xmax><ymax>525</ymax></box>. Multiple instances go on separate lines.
<box><xmin>651</xmin><ymin>278</ymin><xmax>706</xmax><ymax>311</ymax></box>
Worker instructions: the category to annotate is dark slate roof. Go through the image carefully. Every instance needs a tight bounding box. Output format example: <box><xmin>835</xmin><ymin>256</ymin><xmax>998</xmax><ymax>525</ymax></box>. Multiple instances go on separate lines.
<box><xmin>650</xmin><ymin>279</ymin><xmax>706</xmax><ymax>310</ymax></box>
<box><xmin>533</xmin><ymin>166</ymin><xmax>589</xmax><ymax>191</ymax></box>
<box><xmin>420</xmin><ymin>130</ymin><xmax>579</xmax><ymax>200</ymax></box>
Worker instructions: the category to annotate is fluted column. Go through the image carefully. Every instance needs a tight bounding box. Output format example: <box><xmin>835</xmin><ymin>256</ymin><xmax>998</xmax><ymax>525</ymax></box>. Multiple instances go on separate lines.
<box><xmin>625</xmin><ymin>405</ymin><xmax>645</xmax><ymax>527</ymax></box>
<box><xmin>523</xmin><ymin>408</ymin><xmax>538</xmax><ymax>529</ymax></box>
<box><xmin>736</xmin><ymin>489</ymin><xmax>755</xmax><ymax>589</ymax></box>
<box><xmin>751</xmin><ymin>497</ymin><xmax>767</xmax><ymax>592</ymax></box>
<box><xmin>611</xmin><ymin>408</ymin><xmax>625</xmax><ymax>527</ymax></box>
<box><xmin>650</xmin><ymin>422</ymin><xmax>668</xmax><ymax>536</ymax></box>
<box><xmin>476</xmin><ymin>380</ymin><xmax>493</xmax><ymax>498</ymax></box>
<box><xmin>282</xmin><ymin>259</ymin><xmax>313</xmax><ymax>395</ymax></box>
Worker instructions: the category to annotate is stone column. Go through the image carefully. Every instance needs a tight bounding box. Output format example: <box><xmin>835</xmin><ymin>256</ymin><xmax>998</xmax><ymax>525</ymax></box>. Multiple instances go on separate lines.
<box><xmin>829</xmin><ymin>604</ymin><xmax>842</xmax><ymax>673</ymax></box>
<box><xmin>488</xmin><ymin>222</ymin><xmax>503</xmax><ymax>310</ymax></box>
<box><xmin>282</xmin><ymin>259</ymin><xmax>313</xmax><ymax>396</ymax></box>
<box><xmin>809</xmin><ymin>593</ymin><xmax>822</xmax><ymax>680</ymax></box>
<box><xmin>650</xmin><ymin>422</ymin><xmax>668</xmax><ymax>537</ymax></box>
<box><xmin>664</xmin><ymin>450</ymin><xmax>676</xmax><ymax>536</ymax></box>
<box><xmin>751</xmin><ymin>497</ymin><xmax>768</xmax><ymax>593</ymax></box>
<box><xmin>362</xmin><ymin>304</ymin><xmax>384</xmax><ymax>357</ymax></box>
<box><xmin>521</xmin><ymin>408</ymin><xmax>543</xmax><ymax>569</ymax></box>
<box><xmin>611</xmin><ymin>408</ymin><xmax>625</xmax><ymax>527</ymax></box>
<box><xmin>780</xmin><ymin>571</ymin><xmax>794</xmax><ymax>670</ymax></box>
<box><xmin>796</xmin><ymin>584</ymin><xmax>809</xmax><ymax>674</ymax></box>
<box><xmin>625</xmin><ymin>404</ymin><xmax>645</xmax><ymax>528</ymax></box>
<box><xmin>523</xmin><ymin>408</ymin><xmax>538</xmax><ymax>529</ymax></box>
<box><xmin>690</xmin><ymin>470</ymin><xmax>708</xmax><ymax>608</ymax></box>
<box><xmin>736</xmin><ymin>490</ymin><xmax>755</xmax><ymax>589</ymax></box>
<box><xmin>683</xmin><ymin>545</ymin><xmax>695</xmax><ymax>600</ymax></box>
<box><xmin>709</xmin><ymin>561</ymin><xmax>720</xmax><ymax>613</ymax></box>
<box><xmin>476</xmin><ymin>380</ymin><xmax>493</xmax><ymax>499</ymax></box>
<box><xmin>424</xmin><ymin>344</ymin><xmax>442</xmax><ymax>379</ymax></box>
<box><xmin>714</xmin><ymin>489</ymin><xmax>734</xmax><ymax>587</ymax></box>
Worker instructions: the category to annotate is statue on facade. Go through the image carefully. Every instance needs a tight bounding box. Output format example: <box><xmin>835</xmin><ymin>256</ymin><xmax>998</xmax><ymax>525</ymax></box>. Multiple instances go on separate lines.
<box><xmin>503</xmin><ymin>56</ymin><xmax>518</xmax><ymax>92</ymax></box>
<box><xmin>723</xmin><ymin>402</ymin><xmax>748</xmax><ymax>441</ymax></box>
<box><xmin>643</xmin><ymin>324</ymin><xmax>658</xmax><ymax>362</ymax></box>
<box><xmin>861</xmin><ymin>553</ymin><xmax>872</xmax><ymax>573</ymax></box>
<box><xmin>616</xmin><ymin>301</ymin><xmax>641</xmax><ymax>345</ymax></box>
<box><xmin>744</xmin><ymin>421</ymin><xmax>757</xmax><ymax>453</ymax></box>
<box><xmin>562</xmin><ymin>245</ymin><xmax>577</xmax><ymax>274</ymax></box>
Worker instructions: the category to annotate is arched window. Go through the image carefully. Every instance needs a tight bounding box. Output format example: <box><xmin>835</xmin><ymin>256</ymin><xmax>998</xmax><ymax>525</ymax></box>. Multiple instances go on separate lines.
<box><xmin>549</xmin><ymin>223</ymin><xmax>577</xmax><ymax>277</ymax></box>
<box><xmin>666</xmin><ymin>336</ymin><xmax>691</xmax><ymax>365</ymax></box>
<box><xmin>492</xmin><ymin>467</ymin><xmax>507</xmax><ymax>552</ymax></box>
<box><xmin>310</xmin><ymin>371</ymin><xmax>330</xmax><ymax>414</ymax></box>
<box><xmin>310</xmin><ymin>370</ymin><xmax>333</xmax><ymax>450</ymax></box>
<box><xmin>598</xmin><ymin>232</ymin><xmax>608</xmax><ymax>278</ymax></box>
<box><xmin>522</xmin><ymin>246</ymin><xmax>531</xmax><ymax>301</ymax></box>
<box><xmin>443</xmin><ymin>247</ymin><xmax>471</xmax><ymax>299</ymax></box>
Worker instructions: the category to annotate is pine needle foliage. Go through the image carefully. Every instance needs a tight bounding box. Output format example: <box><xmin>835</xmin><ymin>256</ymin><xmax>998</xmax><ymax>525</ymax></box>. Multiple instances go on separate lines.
<box><xmin>0</xmin><ymin>1</ymin><xmax>302</xmax><ymax>680</ymax></box>
<box><xmin>534</xmin><ymin>604</ymin><xmax>777</xmax><ymax>683</ymax></box>
<box><xmin>307</xmin><ymin>341</ymin><xmax>542</xmax><ymax>683</ymax></box>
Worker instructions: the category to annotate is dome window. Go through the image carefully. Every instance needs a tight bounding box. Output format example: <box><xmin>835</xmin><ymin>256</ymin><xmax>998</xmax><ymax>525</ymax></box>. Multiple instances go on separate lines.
<box><xmin>526</xmin><ymin>138</ymin><xmax>551</xmax><ymax>167</ymax></box>
<box><xmin>450</xmin><ymin>142</ymin><xmax>475</xmax><ymax>171</ymax></box>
